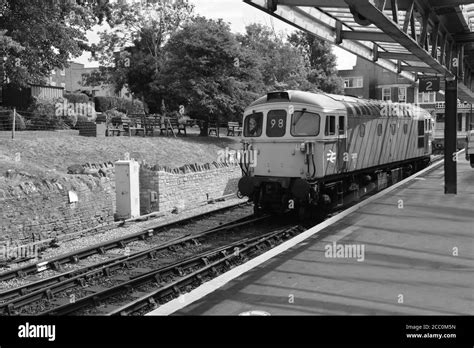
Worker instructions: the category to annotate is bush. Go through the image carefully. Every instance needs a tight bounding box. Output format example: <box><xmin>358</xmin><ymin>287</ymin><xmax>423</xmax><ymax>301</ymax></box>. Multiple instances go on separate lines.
<box><xmin>0</xmin><ymin>109</ymin><xmax>26</xmax><ymax>131</ymax></box>
<box><xmin>75</xmin><ymin>115</ymin><xmax>90</xmax><ymax>128</ymax></box>
<box><xmin>104</xmin><ymin>109</ymin><xmax>127</xmax><ymax>126</ymax></box>
<box><xmin>95</xmin><ymin>112</ymin><xmax>107</xmax><ymax>124</ymax></box>
<box><xmin>64</xmin><ymin>93</ymin><xmax>89</xmax><ymax>104</ymax></box>
<box><xmin>94</xmin><ymin>96</ymin><xmax>145</xmax><ymax>114</ymax></box>
<box><xmin>26</xmin><ymin>97</ymin><xmax>76</xmax><ymax>130</ymax></box>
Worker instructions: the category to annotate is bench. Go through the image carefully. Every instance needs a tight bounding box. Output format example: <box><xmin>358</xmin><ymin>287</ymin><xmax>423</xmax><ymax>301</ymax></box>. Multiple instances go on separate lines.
<box><xmin>160</xmin><ymin>117</ymin><xmax>186</xmax><ymax>136</ymax></box>
<box><xmin>107</xmin><ymin>126</ymin><xmax>128</xmax><ymax>136</ymax></box>
<box><xmin>208</xmin><ymin>117</ymin><xmax>219</xmax><ymax>136</ymax></box>
<box><xmin>143</xmin><ymin>115</ymin><xmax>161</xmax><ymax>136</ymax></box>
<box><xmin>107</xmin><ymin>118</ymin><xmax>144</xmax><ymax>136</ymax></box>
<box><xmin>227</xmin><ymin>121</ymin><xmax>242</xmax><ymax>136</ymax></box>
<box><xmin>126</xmin><ymin>120</ymin><xmax>145</xmax><ymax>137</ymax></box>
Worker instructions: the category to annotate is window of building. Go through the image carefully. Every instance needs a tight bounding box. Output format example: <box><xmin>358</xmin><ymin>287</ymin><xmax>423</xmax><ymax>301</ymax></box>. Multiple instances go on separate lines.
<box><xmin>325</xmin><ymin>116</ymin><xmax>336</xmax><ymax>136</ymax></box>
<box><xmin>417</xmin><ymin>91</ymin><xmax>436</xmax><ymax>103</ymax></box>
<box><xmin>60</xmin><ymin>69</ymin><xmax>65</xmax><ymax>76</ymax></box>
<box><xmin>398</xmin><ymin>87</ymin><xmax>407</xmax><ymax>103</ymax></box>
<box><xmin>60</xmin><ymin>83</ymin><xmax>65</xmax><ymax>88</ymax></box>
<box><xmin>344</xmin><ymin>77</ymin><xmax>363</xmax><ymax>88</ymax></box>
<box><xmin>382</xmin><ymin>87</ymin><xmax>391</xmax><ymax>101</ymax></box>
<box><xmin>51</xmin><ymin>70</ymin><xmax>56</xmax><ymax>75</ymax></box>
<box><xmin>51</xmin><ymin>81</ymin><xmax>56</xmax><ymax>86</ymax></box>
<box><xmin>403</xmin><ymin>123</ymin><xmax>408</xmax><ymax>134</ymax></box>
<box><xmin>359</xmin><ymin>124</ymin><xmax>365</xmax><ymax>137</ymax></box>
<box><xmin>377</xmin><ymin>123</ymin><xmax>383</xmax><ymax>135</ymax></box>
<box><xmin>457</xmin><ymin>114</ymin><xmax>463</xmax><ymax>131</ymax></box>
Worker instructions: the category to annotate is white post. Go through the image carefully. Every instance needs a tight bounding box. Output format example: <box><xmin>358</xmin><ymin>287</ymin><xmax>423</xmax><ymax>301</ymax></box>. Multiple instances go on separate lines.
<box><xmin>12</xmin><ymin>107</ymin><xmax>15</xmax><ymax>139</ymax></box>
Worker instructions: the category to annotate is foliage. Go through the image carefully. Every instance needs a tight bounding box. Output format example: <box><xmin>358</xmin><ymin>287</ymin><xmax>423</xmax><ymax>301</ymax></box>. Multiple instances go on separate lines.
<box><xmin>27</xmin><ymin>97</ymin><xmax>77</xmax><ymax>130</ymax></box>
<box><xmin>64</xmin><ymin>93</ymin><xmax>90</xmax><ymax>104</ymax></box>
<box><xmin>93</xmin><ymin>96</ymin><xmax>145</xmax><ymax>114</ymax></box>
<box><xmin>237</xmin><ymin>24</ymin><xmax>312</xmax><ymax>92</ymax></box>
<box><xmin>288</xmin><ymin>31</ymin><xmax>344</xmax><ymax>94</ymax></box>
<box><xmin>104</xmin><ymin>108</ymin><xmax>127</xmax><ymax>126</ymax></box>
<box><xmin>0</xmin><ymin>0</ymin><xmax>112</xmax><ymax>87</ymax></box>
<box><xmin>0</xmin><ymin>110</ymin><xmax>26</xmax><ymax>131</ymax></box>
<box><xmin>154</xmin><ymin>17</ymin><xmax>261</xmax><ymax>125</ymax></box>
<box><xmin>83</xmin><ymin>0</ymin><xmax>194</xmax><ymax>97</ymax></box>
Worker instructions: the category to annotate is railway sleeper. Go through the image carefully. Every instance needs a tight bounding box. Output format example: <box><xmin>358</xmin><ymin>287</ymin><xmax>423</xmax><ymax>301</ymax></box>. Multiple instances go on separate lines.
<box><xmin>45</xmin><ymin>289</ymin><xmax>54</xmax><ymax>300</ymax></box>
<box><xmin>50</xmin><ymin>261</ymin><xmax>61</xmax><ymax>271</ymax></box>
<box><xmin>154</xmin><ymin>274</ymin><xmax>162</xmax><ymax>284</ymax></box>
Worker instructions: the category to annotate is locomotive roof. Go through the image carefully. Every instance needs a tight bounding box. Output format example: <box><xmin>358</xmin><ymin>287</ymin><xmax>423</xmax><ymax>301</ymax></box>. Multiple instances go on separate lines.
<box><xmin>247</xmin><ymin>90</ymin><xmax>432</xmax><ymax>119</ymax></box>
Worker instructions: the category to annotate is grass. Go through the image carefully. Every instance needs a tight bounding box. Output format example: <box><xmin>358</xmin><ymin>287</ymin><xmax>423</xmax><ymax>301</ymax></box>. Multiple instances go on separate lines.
<box><xmin>0</xmin><ymin>129</ymin><xmax>241</xmax><ymax>181</ymax></box>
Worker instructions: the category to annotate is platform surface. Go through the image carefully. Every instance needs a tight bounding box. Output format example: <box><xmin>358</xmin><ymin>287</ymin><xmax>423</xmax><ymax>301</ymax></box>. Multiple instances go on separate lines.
<box><xmin>157</xmin><ymin>158</ymin><xmax>474</xmax><ymax>315</ymax></box>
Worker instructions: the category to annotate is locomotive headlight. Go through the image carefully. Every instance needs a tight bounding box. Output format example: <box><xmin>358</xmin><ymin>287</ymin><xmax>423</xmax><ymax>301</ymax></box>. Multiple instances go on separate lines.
<box><xmin>300</xmin><ymin>143</ymin><xmax>306</xmax><ymax>152</ymax></box>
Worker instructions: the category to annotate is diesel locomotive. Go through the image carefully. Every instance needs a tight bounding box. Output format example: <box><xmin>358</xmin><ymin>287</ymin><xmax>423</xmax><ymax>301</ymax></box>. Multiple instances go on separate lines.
<box><xmin>237</xmin><ymin>90</ymin><xmax>434</xmax><ymax>217</ymax></box>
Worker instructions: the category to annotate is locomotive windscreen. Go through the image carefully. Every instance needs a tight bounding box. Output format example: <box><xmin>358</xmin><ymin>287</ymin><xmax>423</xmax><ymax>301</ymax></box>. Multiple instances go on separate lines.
<box><xmin>244</xmin><ymin>112</ymin><xmax>263</xmax><ymax>137</ymax></box>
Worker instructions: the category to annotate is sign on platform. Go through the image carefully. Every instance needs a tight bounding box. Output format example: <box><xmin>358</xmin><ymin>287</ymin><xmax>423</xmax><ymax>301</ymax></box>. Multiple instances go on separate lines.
<box><xmin>419</xmin><ymin>76</ymin><xmax>440</xmax><ymax>92</ymax></box>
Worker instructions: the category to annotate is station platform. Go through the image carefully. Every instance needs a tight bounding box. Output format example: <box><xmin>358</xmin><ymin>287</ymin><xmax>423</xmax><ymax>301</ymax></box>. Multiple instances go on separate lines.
<box><xmin>148</xmin><ymin>156</ymin><xmax>474</xmax><ymax>316</ymax></box>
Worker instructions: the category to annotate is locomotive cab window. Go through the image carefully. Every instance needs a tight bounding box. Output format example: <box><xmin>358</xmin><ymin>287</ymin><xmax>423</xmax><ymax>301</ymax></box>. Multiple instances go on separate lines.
<box><xmin>244</xmin><ymin>112</ymin><xmax>263</xmax><ymax>137</ymax></box>
<box><xmin>266</xmin><ymin>110</ymin><xmax>286</xmax><ymax>137</ymax></box>
<box><xmin>417</xmin><ymin>120</ymin><xmax>425</xmax><ymax>148</ymax></box>
<box><xmin>325</xmin><ymin>116</ymin><xmax>336</xmax><ymax>136</ymax></box>
<box><xmin>291</xmin><ymin>110</ymin><xmax>320</xmax><ymax>136</ymax></box>
<box><xmin>338</xmin><ymin>116</ymin><xmax>345</xmax><ymax>135</ymax></box>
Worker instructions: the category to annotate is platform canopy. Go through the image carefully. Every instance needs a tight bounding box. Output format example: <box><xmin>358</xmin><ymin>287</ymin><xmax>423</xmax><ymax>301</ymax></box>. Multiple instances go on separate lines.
<box><xmin>244</xmin><ymin>0</ymin><xmax>474</xmax><ymax>103</ymax></box>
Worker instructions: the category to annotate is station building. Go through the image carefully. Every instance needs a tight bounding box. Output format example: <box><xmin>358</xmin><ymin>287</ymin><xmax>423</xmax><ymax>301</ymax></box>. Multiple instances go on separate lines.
<box><xmin>338</xmin><ymin>57</ymin><xmax>473</xmax><ymax>149</ymax></box>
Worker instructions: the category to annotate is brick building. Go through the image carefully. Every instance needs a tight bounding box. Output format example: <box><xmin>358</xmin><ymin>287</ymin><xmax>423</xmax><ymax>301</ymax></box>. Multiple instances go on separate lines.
<box><xmin>338</xmin><ymin>57</ymin><xmax>473</xmax><ymax>148</ymax></box>
<box><xmin>48</xmin><ymin>62</ymin><xmax>131</xmax><ymax>99</ymax></box>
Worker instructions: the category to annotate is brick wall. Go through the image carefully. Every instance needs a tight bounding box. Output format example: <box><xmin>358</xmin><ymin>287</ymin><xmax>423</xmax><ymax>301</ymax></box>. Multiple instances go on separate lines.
<box><xmin>0</xmin><ymin>161</ymin><xmax>241</xmax><ymax>246</ymax></box>
<box><xmin>139</xmin><ymin>162</ymin><xmax>241</xmax><ymax>215</ymax></box>
<box><xmin>0</xmin><ymin>174</ymin><xmax>115</xmax><ymax>246</ymax></box>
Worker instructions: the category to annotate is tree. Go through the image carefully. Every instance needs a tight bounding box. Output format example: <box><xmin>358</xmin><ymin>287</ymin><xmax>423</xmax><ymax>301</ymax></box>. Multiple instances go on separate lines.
<box><xmin>0</xmin><ymin>0</ymin><xmax>111</xmax><ymax>87</ymax></box>
<box><xmin>155</xmin><ymin>17</ymin><xmax>262</xmax><ymax>134</ymax></box>
<box><xmin>288</xmin><ymin>31</ymin><xmax>344</xmax><ymax>94</ymax></box>
<box><xmin>84</xmin><ymin>0</ymin><xmax>194</xmax><ymax>99</ymax></box>
<box><xmin>237</xmin><ymin>24</ymin><xmax>313</xmax><ymax>92</ymax></box>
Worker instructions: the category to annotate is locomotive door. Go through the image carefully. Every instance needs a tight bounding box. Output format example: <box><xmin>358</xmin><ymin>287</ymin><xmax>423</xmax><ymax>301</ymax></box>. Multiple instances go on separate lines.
<box><xmin>424</xmin><ymin>119</ymin><xmax>430</xmax><ymax>153</ymax></box>
<box><xmin>337</xmin><ymin>115</ymin><xmax>347</xmax><ymax>173</ymax></box>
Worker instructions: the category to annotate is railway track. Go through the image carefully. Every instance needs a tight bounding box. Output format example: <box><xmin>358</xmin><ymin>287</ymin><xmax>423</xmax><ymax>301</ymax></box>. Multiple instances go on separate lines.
<box><xmin>0</xmin><ymin>201</ymin><xmax>252</xmax><ymax>283</ymax></box>
<box><xmin>0</xmin><ymin>156</ymin><xmax>444</xmax><ymax>316</ymax></box>
<box><xmin>44</xmin><ymin>226</ymin><xmax>304</xmax><ymax>316</ymax></box>
<box><xmin>0</xmin><ymin>213</ymin><xmax>290</xmax><ymax>315</ymax></box>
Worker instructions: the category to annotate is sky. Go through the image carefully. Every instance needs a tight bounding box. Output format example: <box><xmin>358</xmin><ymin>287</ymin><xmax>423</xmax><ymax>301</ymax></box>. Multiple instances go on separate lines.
<box><xmin>74</xmin><ymin>0</ymin><xmax>357</xmax><ymax>70</ymax></box>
